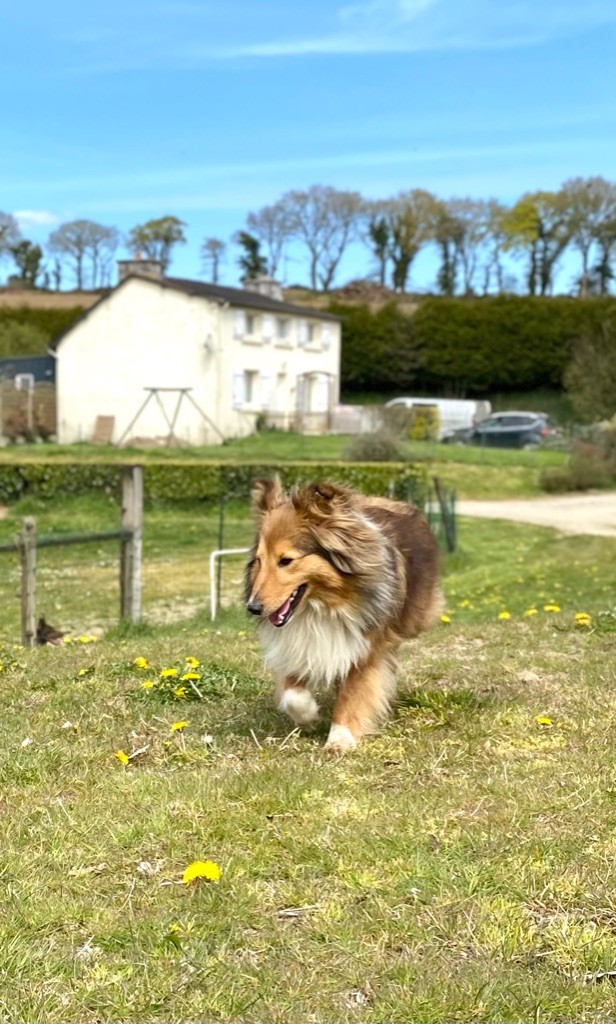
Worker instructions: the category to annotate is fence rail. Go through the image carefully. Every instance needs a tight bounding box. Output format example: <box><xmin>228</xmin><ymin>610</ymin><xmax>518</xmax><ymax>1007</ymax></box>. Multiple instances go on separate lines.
<box><xmin>1</xmin><ymin>466</ymin><xmax>143</xmax><ymax>647</ymax></box>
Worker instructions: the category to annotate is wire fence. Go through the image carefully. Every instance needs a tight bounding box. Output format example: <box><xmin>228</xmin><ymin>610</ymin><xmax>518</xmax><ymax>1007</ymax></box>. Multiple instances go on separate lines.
<box><xmin>0</xmin><ymin>471</ymin><xmax>456</xmax><ymax>643</ymax></box>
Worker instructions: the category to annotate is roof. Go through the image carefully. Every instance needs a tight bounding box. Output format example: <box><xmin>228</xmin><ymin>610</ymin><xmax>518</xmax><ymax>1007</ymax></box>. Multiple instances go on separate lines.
<box><xmin>52</xmin><ymin>274</ymin><xmax>339</xmax><ymax>349</ymax></box>
<box><xmin>163</xmin><ymin>276</ymin><xmax>340</xmax><ymax>321</ymax></box>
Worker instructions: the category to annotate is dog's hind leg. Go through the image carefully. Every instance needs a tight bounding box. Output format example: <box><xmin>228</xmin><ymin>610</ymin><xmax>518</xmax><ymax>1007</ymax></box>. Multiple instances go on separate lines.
<box><xmin>325</xmin><ymin>652</ymin><xmax>396</xmax><ymax>754</ymax></box>
<box><xmin>276</xmin><ymin>677</ymin><xmax>319</xmax><ymax>729</ymax></box>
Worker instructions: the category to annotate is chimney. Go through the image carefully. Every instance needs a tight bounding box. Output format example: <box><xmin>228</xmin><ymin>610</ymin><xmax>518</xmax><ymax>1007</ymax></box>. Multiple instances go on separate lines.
<box><xmin>241</xmin><ymin>275</ymin><xmax>284</xmax><ymax>301</ymax></box>
<box><xmin>117</xmin><ymin>256</ymin><xmax>164</xmax><ymax>284</ymax></box>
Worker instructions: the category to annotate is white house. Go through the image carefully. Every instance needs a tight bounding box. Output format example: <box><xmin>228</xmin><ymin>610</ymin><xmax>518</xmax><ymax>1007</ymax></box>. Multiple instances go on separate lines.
<box><xmin>54</xmin><ymin>264</ymin><xmax>341</xmax><ymax>446</ymax></box>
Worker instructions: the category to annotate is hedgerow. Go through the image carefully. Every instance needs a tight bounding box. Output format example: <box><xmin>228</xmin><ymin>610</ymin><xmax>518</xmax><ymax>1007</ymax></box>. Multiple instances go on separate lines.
<box><xmin>0</xmin><ymin>459</ymin><xmax>429</xmax><ymax>505</ymax></box>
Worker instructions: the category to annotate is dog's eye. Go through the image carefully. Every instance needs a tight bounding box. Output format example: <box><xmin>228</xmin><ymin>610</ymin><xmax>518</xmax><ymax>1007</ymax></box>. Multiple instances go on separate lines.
<box><xmin>278</xmin><ymin>557</ymin><xmax>293</xmax><ymax>567</ymax></box>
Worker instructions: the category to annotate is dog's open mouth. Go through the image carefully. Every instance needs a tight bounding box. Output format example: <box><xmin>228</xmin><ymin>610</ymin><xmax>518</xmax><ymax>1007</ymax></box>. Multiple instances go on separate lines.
<box><xmin>268</xmin><ymin>584</ymin><xmax>307</xmax><ymax>627</ymax></box>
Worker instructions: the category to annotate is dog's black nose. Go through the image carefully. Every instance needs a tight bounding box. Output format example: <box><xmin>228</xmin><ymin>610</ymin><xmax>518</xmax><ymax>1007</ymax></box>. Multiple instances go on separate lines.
<box><xmin>247</xmin><ymin>598</ymin><xmax>264</xmax><ymax>616</ymax></box>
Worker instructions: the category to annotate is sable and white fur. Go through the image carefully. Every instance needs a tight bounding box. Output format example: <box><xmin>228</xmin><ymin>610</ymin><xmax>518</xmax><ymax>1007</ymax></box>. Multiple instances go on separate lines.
<box><xmin>245</xmin><ymin>478</ymin><xmax>442</xmax><ymax>753</ymax></box>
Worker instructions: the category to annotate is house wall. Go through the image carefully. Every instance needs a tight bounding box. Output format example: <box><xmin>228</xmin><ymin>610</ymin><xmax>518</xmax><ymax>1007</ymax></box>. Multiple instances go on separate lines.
<box><xmin>219</xmin><ymin>308</ymin><xmax>341</xmax><ymax>436</ymax></box>
<box><xmin>56</xmin><ymin>277</ymin><xmax>341</xmax><ymax>445</ymax></box>
<box><xmin>56</xmin><ymin>279</ymin><xmax>220</xmax><ymax>445</ymax></box>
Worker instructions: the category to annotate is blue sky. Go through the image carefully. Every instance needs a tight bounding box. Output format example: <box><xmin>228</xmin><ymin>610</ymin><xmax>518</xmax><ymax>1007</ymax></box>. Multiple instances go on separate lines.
<box><xmin>2</xmin><ymin>0</ymin><xmax>616</xmax><ymax>290</ymax></box>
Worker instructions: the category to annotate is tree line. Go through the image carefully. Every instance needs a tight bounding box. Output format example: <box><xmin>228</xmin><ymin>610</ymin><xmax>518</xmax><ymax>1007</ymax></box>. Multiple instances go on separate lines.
<box><xmin>1</xmin><ymin>177</ymin><xmax>616</xmax><ymax>296</ymax></box>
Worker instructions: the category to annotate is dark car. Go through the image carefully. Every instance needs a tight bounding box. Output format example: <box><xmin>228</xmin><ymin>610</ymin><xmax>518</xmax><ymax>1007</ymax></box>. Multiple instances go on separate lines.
<box><xmin>442</xmin><ymin>411</ymin><xmax>558</xmax><ymax>449</ymax></box>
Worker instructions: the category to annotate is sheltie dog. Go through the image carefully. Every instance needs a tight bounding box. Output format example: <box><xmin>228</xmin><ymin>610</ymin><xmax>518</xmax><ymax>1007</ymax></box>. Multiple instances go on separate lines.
<box><xmin>245</xmin><ymin>478</ymin><xmax>443</xmax><ymax>754</ymax></box>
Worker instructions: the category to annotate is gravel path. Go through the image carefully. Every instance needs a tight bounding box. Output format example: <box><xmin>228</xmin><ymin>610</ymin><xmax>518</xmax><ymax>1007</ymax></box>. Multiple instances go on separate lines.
<box><xmin>457</xmin><ymin>491</ymin><xmax>616</xmax><ymax>537</ymax></box>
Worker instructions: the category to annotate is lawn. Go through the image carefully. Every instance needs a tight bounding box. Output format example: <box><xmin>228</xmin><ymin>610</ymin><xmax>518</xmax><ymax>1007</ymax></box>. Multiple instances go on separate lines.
<box><xmin>2</xmin><ymin>490</ymin><xmax>616</xmax><ymax>1021</ymax></box>
<box><xmin>0</xmin><ymin>431</ymin><xmax>567</xmax><ymax>500</ymax></box>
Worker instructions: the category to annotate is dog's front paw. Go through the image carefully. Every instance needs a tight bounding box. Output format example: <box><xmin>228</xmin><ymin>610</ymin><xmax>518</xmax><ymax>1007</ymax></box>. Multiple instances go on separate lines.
<box><xmin>324</xmin><ymin>723</ymin><xmax>357</xmax><ymax>755</ymax></box>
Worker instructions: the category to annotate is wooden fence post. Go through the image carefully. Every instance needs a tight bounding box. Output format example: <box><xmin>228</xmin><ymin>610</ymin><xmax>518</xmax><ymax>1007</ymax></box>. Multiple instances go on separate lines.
<box><xmin>120</xmin><ymin>466</ymin><xmax>143</xmax><ymax>622</ymax></box>
<box><xmin>20</xmin><ymin>516</ymin><xmax>37</xmax><ymax>648</ymax></box>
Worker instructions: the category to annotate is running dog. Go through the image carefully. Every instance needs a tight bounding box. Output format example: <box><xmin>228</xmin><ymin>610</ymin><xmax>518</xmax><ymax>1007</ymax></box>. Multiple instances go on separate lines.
<box><xmin>245</xmin><ymin>478</ymin><xmax>442</xmax><ymax>753</ymax></box>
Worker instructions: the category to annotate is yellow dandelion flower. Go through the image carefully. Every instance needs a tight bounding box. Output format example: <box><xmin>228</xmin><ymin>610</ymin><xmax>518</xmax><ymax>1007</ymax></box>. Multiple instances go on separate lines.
<box><xmin>498</xmin><ymin>611</ymin><xmax>511</xmax><ymax>620</ymax></box>
<box><xmin>170</xmin><ymin>720</ymin><xmax>188</xmax><ymax>732</ymax></box>
<box><xmin>185</xmin><ymin>656</ymin><xmax>200</xmax><ymax>668</ymax></box>
<box><xmin>523</xmin><ymin>608</ymin><xmax>538</xmax><ymax>617</ymax></box>
<box><xmin>440</xmin><ymin>614</ymin><xmax>451</xmax><ymax>624</ymax></box>
<box><xmin>134</xmin><ymin>656</ymin><xmax>149</xmax><ymax>669</ymax></box>
<box><xmin>536</xmin><ymin>716</ymin><xmax>553</xmax><ymax>728</ymax></box>
<box><xmin>77</xmin><ymin>635</ymin><xmax>91</xmax><ymax>644</ymax></box>
<box><xmin>141</xmin><ymin>679</ymin><xmax>155</xmax><ymax>690</ymax></box>
<box><xmin>115</xmin><ymin>750</ymin><xmax>130</xmax><ymax>765</ymax></box>
<box><xmin>543</xmin><ymin>604</ymin><xmax>561</xmax><ymax>613</ymax></box>
<box><xmin>181</xmin><ymin>672</ymin><xmax>200</xmax><ymax>681</ymax></box>
<box><xmin>161</xmin><ymin>667</ymin><xmax>178</xmax><ymax>678</ymax></box>
<box><xmin>0</xmin><ymin>663</ymin><xmax>4</xmax><ymax>673</ymax></box>
<box><xmin>182</xmin><ymin>860</ymin><xmax>221</xmax><ymax>884</ymax></box>
<box><xmin>575</xmin><ymin>612</ymin><xmax>591</xmax><ymax>625</ymax></box>
<box><xmin>173</xmin><ymin>686</ymin><xmax>188</xmax><ymax>699</ymax></box>
<box><xmin>168</xmin><ymin>922</ymin><xmax>181</xmax><ymax>933</ymax></box>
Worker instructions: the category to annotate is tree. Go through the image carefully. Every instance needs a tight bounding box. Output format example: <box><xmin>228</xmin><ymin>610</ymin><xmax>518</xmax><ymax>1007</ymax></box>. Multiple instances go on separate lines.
<box><xmin>127</xmin><ymin>216</ymin><xmax>186</xmax><ymax>274</ymax></box>
<box><xmin>500</xmin><ymin>191</ymin><xmax>573</xmax><ymax>295</ymax></box>
<box><xmin>367</xmin><ymin>215</ymin><xmax>391</xmax><ymax>286</ymax></box>
<box><xmin>562</xmin><ymin>177</ymin><xmax>616</xmax><ymax>297</ymax></box>
<box><xmin>235</xmin><ymin>232</ymin><xmax>267</xmax><ymax>280</ymax></box>
<box><xmin>384</xmin><ymin>190</ymin><xmax>435</xmax><ymax>292</ymax></box>
<box><xmin>10</xmin><ymin>240</ymin><xmax>45</xmax><ymax>287</ymax></box>
<box><xmin>0</xmin><ymin>212</ymin><xmax>20</xmax><ymax>263</ymax></box>
<box><xmin>431</xmin><ymin>200</ymin><xmax>464</xmax><ymax>296</ymax></box>
<box><xmin>565</xmin><ymin>317</ymin><xmax>616</xmax><ymax>421</ymax></box>
<box><xmin>281</xmin><ymin>185</ymin><xmax>362</xmax><ymax>291</ymax></box>
<box><xmin>201</xmin><ymin>238</ymin><xmax>226</xmax><ymax>284</ymax></box>
<box><xmin>48</xmin><ymin>219</ymin><xmax>119</xmax><ymax>289</ymax></box>
<box><xmin>246</xmin><ymin>202</ymin><xmax>290</xmax><ymax>278</ymax></box>
<box><xmin>594</xmin><ymin>213</ymin><xmax>616</xmax><ymax>294</ymax></box>
<box><xmin>480</xmin><ymin>200</ymin><xmax>509</xmax><ymax>294</ymax></box>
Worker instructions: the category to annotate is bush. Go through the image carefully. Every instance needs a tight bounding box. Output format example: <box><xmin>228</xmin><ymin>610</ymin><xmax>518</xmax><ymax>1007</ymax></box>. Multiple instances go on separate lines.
<box><xmin>0</xmin><ymin>307</ymin><xmax>85</xmax><ymax>358</ymax></box>
<box><xmin>408</xmin><ymin>405</ymin><xmax>440</xmax><ymax>441</ymax></box>
<box><xmin>540</xmin><ymin>439</ymin><xmax>616</xmax><ymax>493</ymax></box>
<box><xmin>564</xmin><ymin>316</ymin><xmax>616</xmax><ymax>422</ymax></box>
<box><xmin>0</xmin><ymin>459</ymin><xmax>429</xmax><ymax>506</ymax></box>
<box><xmin>328</xmin><ymin>301</ymin><xmax>421</xmax><ymax>393</ymax></box>
<box><xmin>344</xmin><ymin>432</ymin><xmax>402</xmax><ymax>462</ymax></box>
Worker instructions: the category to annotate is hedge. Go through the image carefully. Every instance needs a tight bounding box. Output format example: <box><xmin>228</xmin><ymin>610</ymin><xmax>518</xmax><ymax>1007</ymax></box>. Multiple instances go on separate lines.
<box><xmin>0</xmin><ymin>460</ymin><xmax>429</xmax><ymax>506</ymax></box>
<box><xmin>332</xmin><ymin>295</ymin><xmax>616</xmax><ymax>397</ymax></box>
<box><xmin>0</xmin><ymin>306</ymin><xmax>86</xmax><ymax>358</ymax></box>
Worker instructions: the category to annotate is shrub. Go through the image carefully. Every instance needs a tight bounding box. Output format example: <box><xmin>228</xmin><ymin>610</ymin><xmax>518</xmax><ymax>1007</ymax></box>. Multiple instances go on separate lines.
<box><xmin>408</xmin><ymin>405</ymin><xmax>440</xmax><ymax>442</ymax></box>
<box><xmin>344</xmin><ymin>432</ymin><xmax>402</xmax><ymax>463</ymax></box>
<box><xmin>0</xmin><ymin>459</ymin><xmax>429</xmax><ymax>506</ymax></box>
<box><xmin>564</xmin><ymin>316</ymin><xmax>616</xmax><ymax>422</ymax></box>
<box><xmin>0</xmin><ymin>307</ymin><xmax>85</xmax><ymax>357</ymax></box>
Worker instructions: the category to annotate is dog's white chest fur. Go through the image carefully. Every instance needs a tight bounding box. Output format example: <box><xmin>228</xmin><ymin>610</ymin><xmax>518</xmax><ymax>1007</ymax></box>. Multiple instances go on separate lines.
<box><xmin>259</xmin><ymin>600</ymin><xmax>369</xmax><ymax>689</ymax></box>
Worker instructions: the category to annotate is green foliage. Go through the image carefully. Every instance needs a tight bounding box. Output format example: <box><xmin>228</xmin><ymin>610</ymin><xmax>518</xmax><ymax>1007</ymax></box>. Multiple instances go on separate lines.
<box><xmin>0</xmin><ymin>306</ymin><xmax>85</xmax><ymax>357</ymax></box>
<box><xmin>408</xmin><ymin>405</ymin><xmax>440</xmax><ymax>441</ymax></box>
<box><xmin>330</xmin><ymin>300</ymin><xmax>420</xmax><ymax>391</ymax></box>
<box><xmin>564</xmin><ymin>314</ymin><xmax>616</xmax><ymax>420</ymax></box>
<box><xmin>0</xmin><ymin>459</ymin><xmax>428</xmax><ymax>506</ymax></box>
<box><xmin>344</xmin><ymin>432</ymin><xmax>402</xmax><ymax>462</ymax></box>
<box><xmin>334</xmin><ymin>296</ymin><xmax>616</xmax><ymax>397</ymax></box>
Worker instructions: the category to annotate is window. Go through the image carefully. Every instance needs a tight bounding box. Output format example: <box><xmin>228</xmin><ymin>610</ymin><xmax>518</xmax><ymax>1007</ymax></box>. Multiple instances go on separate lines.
<box><xmin>245</xmin><ymin>313</ymin><xmax>256</xmax><ymax>336</ymax></box>
<box><xmin>298</xmin><ymin>320</ymin><xmax>317</xmax><ymax>346</ymax></box>
<box><xmin>262</xmin><ymin>315</ymin><xmax>274</xmax><ymax>341</ymax></box>
<box><xmin>244</xmin><ymin>370</ymin><xmax>259</xmax><ymax>405</ymax></box>
<box><xmin>322</xmin><ymin>323</ymin><xmax>332</xmax><ymax>350</ymax></box>
<box><xmin>234</xmin><ymin>310</ymin><xmax>247</xmax><ymax>338</ymax></box>
<box><xmin>276</xmin><ymin>318</ymin><xmax>290</xmax><ymax>341</ymax></box>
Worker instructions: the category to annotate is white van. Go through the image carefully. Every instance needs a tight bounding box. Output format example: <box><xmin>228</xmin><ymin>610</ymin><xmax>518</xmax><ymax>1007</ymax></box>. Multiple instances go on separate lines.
<box><xmin>384</xmin><ymin>397</ymin><xmax>491</xmax><ymax>440</ymax></box>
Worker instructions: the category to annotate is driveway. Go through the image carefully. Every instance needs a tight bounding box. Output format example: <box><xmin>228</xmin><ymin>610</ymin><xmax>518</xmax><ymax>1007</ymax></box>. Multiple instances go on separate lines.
<box><xmin>457</xmin><ymin>492</ymin><xmax>616</xmax><ymax>538</ymax></box>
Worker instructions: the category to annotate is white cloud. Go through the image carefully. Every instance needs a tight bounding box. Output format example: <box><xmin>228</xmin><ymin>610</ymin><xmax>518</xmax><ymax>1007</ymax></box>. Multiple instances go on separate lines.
<box><xmin>13</xmin><ymin>210</ymin><xmax>60</xmax><ymax>230</ymax></box>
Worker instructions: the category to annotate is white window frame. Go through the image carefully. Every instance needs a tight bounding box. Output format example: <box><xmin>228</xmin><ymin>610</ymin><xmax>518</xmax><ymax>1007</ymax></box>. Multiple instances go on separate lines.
<box><xmin>262</xmin><ymin>314</ymin><xmax>274</xmax><ymax>342</ymax></box>
<box><xmin>322</xmin><ymin>323</ymin><xmax>332</xmax><ymax>350</ymax></box>
<box><xmin>234</xmin><ymin>310</ymin><xmax>247</xmax><ymax>339</ymax></box>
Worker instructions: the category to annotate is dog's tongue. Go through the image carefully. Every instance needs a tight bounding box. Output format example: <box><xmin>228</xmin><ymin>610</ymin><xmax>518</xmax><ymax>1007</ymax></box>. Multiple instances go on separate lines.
<box><xmin>269</xmin><ymin>596</ymin><xmax>292</xmax><ymax>626</ymax></box>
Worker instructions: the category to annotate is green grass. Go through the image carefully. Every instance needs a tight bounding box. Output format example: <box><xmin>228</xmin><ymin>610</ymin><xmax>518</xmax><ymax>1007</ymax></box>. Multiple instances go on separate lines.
<box><xmin>0</xmin><ymin>430</ymin><xmax>568</xmax><ymax>501</ymax></box>
<box><xmin>1</xmin><ymin>611</ymin><xmax>616</xmax><ymax>1020</ymax></box>
<box><xmin>1</xmin><ymin>490</ymin><xmax>616</xmax><ymax>1019</ymax></box>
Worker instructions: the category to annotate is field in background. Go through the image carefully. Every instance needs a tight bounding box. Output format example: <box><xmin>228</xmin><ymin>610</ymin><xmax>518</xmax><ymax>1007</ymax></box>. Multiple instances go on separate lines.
<box><xmin>0</xmin><ymin>431</ymin><xmax>568</xmax><ymax>500</ymax></box>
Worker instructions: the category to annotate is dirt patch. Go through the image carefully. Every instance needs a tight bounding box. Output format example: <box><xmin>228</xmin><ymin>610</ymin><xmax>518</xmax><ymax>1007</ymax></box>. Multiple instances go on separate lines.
<box><xmin>457</xmin><ymin>492</ymin><xmax>616</xmax><ymax>537</ymax></box>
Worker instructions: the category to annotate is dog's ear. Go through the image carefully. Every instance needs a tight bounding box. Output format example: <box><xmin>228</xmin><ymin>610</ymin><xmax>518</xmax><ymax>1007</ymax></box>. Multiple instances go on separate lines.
<box><xmin>292</xmin><ymin>481</ymin><xmax>351</xmax><ymax>518</ymax></box>
<box><xmin>251</xmin><ymin>476</ymin><xmax>285</xmax><ymax>517</ymax></box>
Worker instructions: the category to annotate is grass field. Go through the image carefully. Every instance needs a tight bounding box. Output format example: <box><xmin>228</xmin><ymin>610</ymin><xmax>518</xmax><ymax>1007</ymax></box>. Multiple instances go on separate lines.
<box><xmin>0</xmin><ymin>431</ymin><xmax>568</xmax><ymax>500</ymax></box>
<box><xmin>2</xmin><ymin>483</ymin><xmax>616</xmax><ymax>1021</ymax></box>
